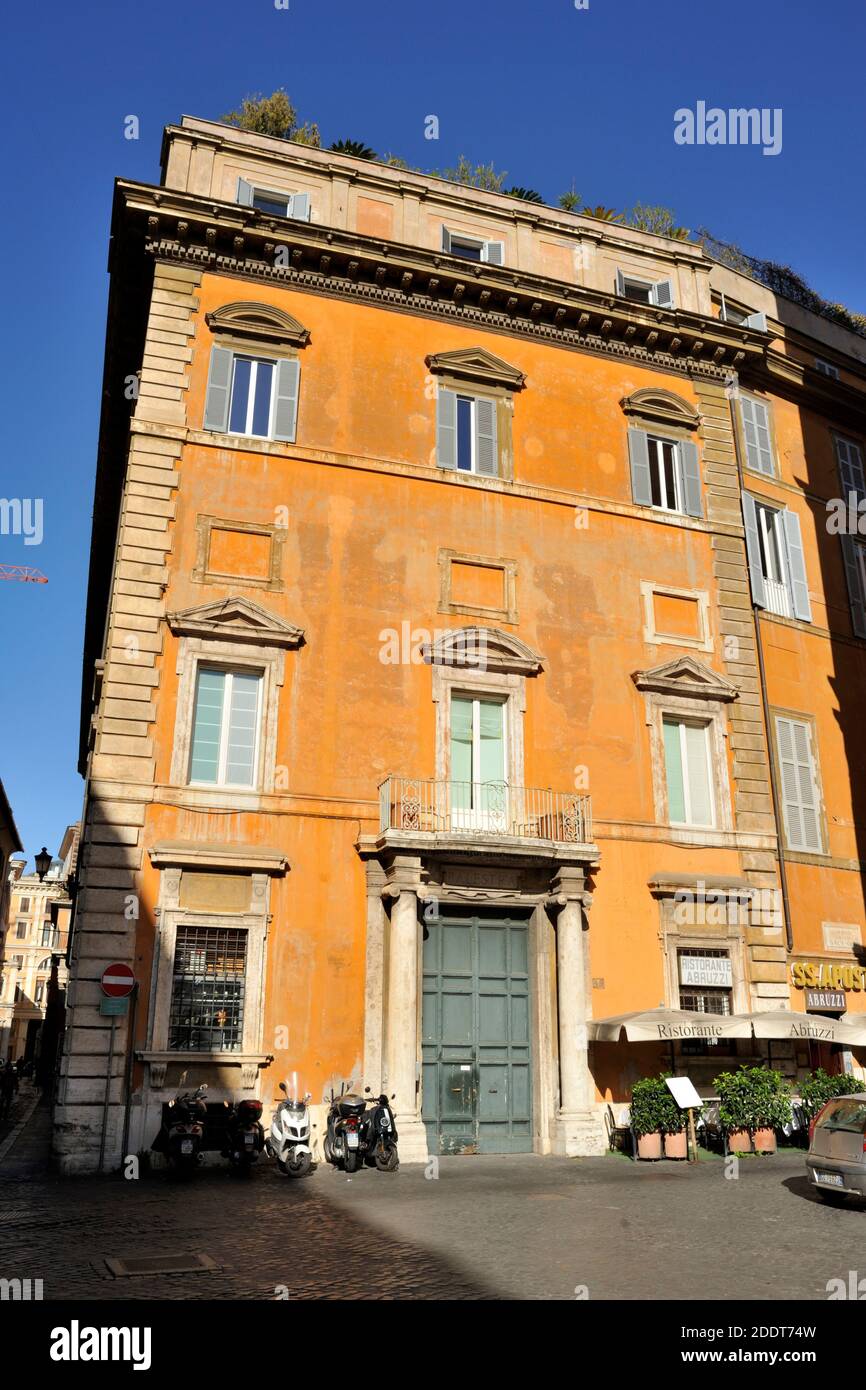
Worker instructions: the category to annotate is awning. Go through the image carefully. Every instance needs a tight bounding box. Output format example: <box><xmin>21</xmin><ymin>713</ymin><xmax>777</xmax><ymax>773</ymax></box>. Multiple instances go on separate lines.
<box><xmin>587</xmin><ymin>1008</ymin><xmax>751</xmax><ymax>1043</ymax></box>
<box><xmin>743</xmin><ymin>1010</ymin><xmax>866</xmax><ymax>1047</ymax></box>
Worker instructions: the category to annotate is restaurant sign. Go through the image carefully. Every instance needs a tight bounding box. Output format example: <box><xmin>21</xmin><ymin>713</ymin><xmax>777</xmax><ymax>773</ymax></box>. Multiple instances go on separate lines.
<box><xmin>792</xmin><ymin>961</ymin><xmax>866</xmax><ymax>992</ymax></box>
<box><xmin>679</xmin><ymin>955</ymin><xmax>733</xmax><ymax>989</ymax></box>
<box><xmin>805</xmin><ymin>989</ymin><xmax>846</xmax><ymax>1013</ymax></box>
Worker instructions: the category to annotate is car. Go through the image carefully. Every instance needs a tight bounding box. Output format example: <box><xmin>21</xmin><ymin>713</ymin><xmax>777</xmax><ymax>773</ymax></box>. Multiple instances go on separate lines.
<box><xmin>805</xmin><ymin>1092</ymin><xmax>866</xmax><ymax>1204</ymax></box>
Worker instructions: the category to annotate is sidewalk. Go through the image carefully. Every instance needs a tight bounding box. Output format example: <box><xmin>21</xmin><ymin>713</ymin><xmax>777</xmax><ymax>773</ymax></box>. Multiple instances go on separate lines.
<box><xmin>0</xmin><ymin>1083</ymin><xmax>53</xmax><ymax>1178</ymax></box>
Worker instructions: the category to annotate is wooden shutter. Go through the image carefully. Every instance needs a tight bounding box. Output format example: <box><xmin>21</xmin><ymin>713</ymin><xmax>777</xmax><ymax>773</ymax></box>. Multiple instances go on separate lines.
<box><xmin>680</xmin><ymin>440</ymin><xmax>702</xmax><ymax>517</ymax></box>
<box><xmin>740</xmin><ymin>396</ymin><xmax>774</xmax><ymax>475</ymax></box>
<box><xmin>627</xmin><ymin>428</ymin><xmax>652</xmax><ymax>506</ymax></box>
<box><xmin>653</xmin><ymin>279</ymin><xmax>675</xmax><ymax>308</ymax></box>
<box><xmin>841</xmin><ymin>536</ymin><xmax>866</xmax><ymax>638</ymax></box>
<box><xmin>741</xmin><ymin>492</ymin><xmax>766</xmax><ymax>608</ymax></box>
<box><xmin>441</xmin><ymin>226</ymin><xmax>453</xmax><ymax>253</ymax></box>
<box><xmin>776</xmin><ymin>716</ymin><xmax>821</xmax><ymax>852</ymax></box>
<box><xmin>436</xmin><ymin>387</ymin><xmax>457</xmax><ymax>469</ymax></box>
<box><xmin>483</xmin><ymin>240</ymin><xmax>504</xmax><ymax>265</ymax></box>
<box><xmin>835</xmin><ymin>437</ymin><xmax>866</xmax><ymax>501</ymax></box>
<box><xmin>290</xmin><ymin>193</ymin><xmax>310</xmax><ymax>222</ymax></box>
<box><xmin>203</xmin><ymin>346</ymin><xmax>233</xmax><ymax>433</ymax></box>
<box><xmin>742</xmin><ymin>310</ymin><xmax>767</xmax><ymax>332</ymax></box>
<box><xmin>474</xmin><ymin>397</ymin><xmax>498</xmax><ymax>476</ymax></box>
<box><xmin>615</xmin><ymin>269</ymin><xmax>627</xmax><ymax>298</ymax></box>
<box><xmin>271</xmin><ymin>359</ymin><xmax>300</xmax><ymax>442</ymax></box>
<box><xmin>237</xmin><ymin>178</ymin><xmax>254</xmax><ymax>206</ymax></box>
<box><xmin>782</xmin><ymin>508</ymin><xmax>811</xmax><ymax>621</ymax></box>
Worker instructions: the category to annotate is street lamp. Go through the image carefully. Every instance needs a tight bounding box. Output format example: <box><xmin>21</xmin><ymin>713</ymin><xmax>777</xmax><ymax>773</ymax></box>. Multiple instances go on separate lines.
<box><xmin>34</xmin><ymin>846</ymin><xmax>52</xmax><ymax>881</ymax></box>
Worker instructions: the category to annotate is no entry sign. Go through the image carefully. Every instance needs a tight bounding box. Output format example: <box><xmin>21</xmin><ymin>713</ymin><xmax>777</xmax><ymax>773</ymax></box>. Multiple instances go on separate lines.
<box><xmin>101</xmin><ymin>962</ymin><xmax>135</xmax><ymax>998</ymax></box>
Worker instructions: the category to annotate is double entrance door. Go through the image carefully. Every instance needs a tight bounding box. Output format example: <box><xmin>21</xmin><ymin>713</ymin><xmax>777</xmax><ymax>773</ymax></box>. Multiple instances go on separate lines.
<box><xmin>422</xmin><ymin>911</ymin><xmax>532</xmax><ymax>1154</ymax></box>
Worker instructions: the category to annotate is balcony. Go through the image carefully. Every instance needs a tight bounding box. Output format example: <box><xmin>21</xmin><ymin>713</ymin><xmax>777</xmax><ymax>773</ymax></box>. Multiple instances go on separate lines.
<box><xmin>378</xmin><ymin>776</ymin><xmax>592</xmax><ymax>847</ymax></box>
<box><xmin>762</xmin><ymin>576</ymin><xmax>791</xmax><ymax>618</ymax></box>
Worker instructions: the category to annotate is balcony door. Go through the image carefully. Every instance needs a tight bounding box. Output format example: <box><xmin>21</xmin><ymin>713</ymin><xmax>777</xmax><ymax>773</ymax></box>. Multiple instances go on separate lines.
<box><xmin>450</xmin><ymin>694</ymin><xmax>507</xmax><ymax>832</ymax></box>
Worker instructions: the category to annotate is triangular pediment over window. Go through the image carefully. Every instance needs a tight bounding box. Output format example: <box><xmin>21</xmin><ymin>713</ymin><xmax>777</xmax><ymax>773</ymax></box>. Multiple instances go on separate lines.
<box><xmin>205</xmin><ymin>301</ymin><xmax>310</xmax><ymax>348</ymax></box>
<box><xmin>620</xmin><ymin>388</ymin><xmax>701</xmax><ymax>431</ymax></box>
<box><xmin>422</xmin><ymin>625</ymin><xmax>543</xmax><ymax>675</ymax></box>
<box><xmin>632</xmin><ymin>655</ymin><xmax>738</xmax><ymax>701</ymax></box>
<box><xmin>425</xmin><ymin>347</ymin><xmax>526</xmax><ymax>392</ymax></box>
<box><xmin>167</xmin><ymin>596</ymin><xmax>305</xmax><ymax>649</ymax></box>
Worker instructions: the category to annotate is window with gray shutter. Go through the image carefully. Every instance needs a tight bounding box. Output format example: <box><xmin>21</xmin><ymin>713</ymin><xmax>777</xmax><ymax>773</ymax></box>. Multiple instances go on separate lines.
<box><xmin>775</xmin><ymin>716</ymin><xmax>822</xmax><ymax>853</ymax></box>
<box><xmin>474</xmin><ymin>398</ymin><xmax>498</xmax><ymax>475</ymax></box>
<box><xmin>741</xmin><ymin>492</ymin><xmax>766</xmax><ymax>608</ymax></box>
<box><xmin>203</xmin><ymin>346</ymin><xmax>234</xmax><ymax>433</ymax></box>
<box><xmin>272</xmin><ymin>359</ymin><xmax>300</xmax><ymax>442</ymax></box>
<box><xmin>835</xmin><ymin>436</ymin><xmax>866</xmax><ymax>502</ymax></box>
<box><xmin>627</xmin><ymin>428</ymin><xmax>653</xmax><ymax>506</ymax></box>
<box><xmin>782</xmin><ymin>509</ymin><xmax>812</xmax><ymax>622</ymax></box>
<box><xmin>740</xmin><ymin>396</ymin><xmax>775</xmax><ymax>475</ymax></box>
<box><xmin>680</xmin><ymin>440</ymin><xmax>702</xmax><ymax>518</ymax></box>
<box><xmin>841</xmin><ymin>536</ymin><xmax>866</xmax><ymax>638</ymax></box>
<box><xmin>436</xmin><ymin>387</ymin><xmax>457</xmax><ymax>470</ymax></box>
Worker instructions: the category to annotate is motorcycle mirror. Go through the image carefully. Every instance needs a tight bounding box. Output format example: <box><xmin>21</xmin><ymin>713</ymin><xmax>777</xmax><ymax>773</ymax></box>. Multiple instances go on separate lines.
<box><xmin>364</xmin><ymin>1086</ymin><xmax>371</xmax><ymax>1093</ymax></box>
<box><xmin>200</xmin><ymin>1084</ymin><xmax>208</xmax><ymax>1093</ymax></box>
<box><xmin>391</xmin><ymin>1094</ymin><xmax>396</xmax><ymax>1100</ymax></box>
<box><xmin>279</xmin><ymin>1081</ymin><xmax>287</xmax><ymax>1093</ymax></box>
<box><xmin>223</xmin><ymin>1100</ymin><xmax>230</xmax><ymax>1109</ymax></box>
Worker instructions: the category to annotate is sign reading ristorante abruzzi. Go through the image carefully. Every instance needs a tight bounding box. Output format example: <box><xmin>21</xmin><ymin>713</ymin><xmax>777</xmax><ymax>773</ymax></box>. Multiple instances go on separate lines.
<box><xmin>792</xmin><ymin>961</ymin><xmax>866</xmax><ymax>992</ymax></box>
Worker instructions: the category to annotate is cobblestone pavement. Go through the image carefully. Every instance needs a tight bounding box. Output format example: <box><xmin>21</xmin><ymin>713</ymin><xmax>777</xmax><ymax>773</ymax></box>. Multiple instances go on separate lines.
<box><xmin>1</xmin><ymin>1135</ymin><xmax>863</xmax><ymax>1300</ymax></box>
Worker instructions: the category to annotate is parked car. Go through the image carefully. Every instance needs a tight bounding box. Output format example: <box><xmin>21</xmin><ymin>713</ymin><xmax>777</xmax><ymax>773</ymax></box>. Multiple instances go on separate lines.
<box><xmin>805</xmin><ymin>1092</ymin><xmax>866</xmax><ymax>1203</ymax></box>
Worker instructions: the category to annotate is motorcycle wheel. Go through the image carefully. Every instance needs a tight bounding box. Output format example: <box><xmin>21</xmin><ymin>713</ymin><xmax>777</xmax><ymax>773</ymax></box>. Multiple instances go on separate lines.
<box><xmin>374</xmin><ymin>1145</ymin><xmax>399</xmax><ymax>1172</ymax></box>
<box><xmin>286</xmin><ymin>1151</ymin><xmax>312</xmax><ymax>1178</ymax></box>
<box><xmin>344</xmin><ymin>1148</ymin><xmax>359</xmax><ymax>1173</ymax></box>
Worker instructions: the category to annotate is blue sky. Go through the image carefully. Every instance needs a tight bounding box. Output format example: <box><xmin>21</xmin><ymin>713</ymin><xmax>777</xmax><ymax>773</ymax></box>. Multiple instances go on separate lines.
<box><xmin>1</xmin><ymin>0</ymin><xmax>864</xmax><ymax>865</ymax></box>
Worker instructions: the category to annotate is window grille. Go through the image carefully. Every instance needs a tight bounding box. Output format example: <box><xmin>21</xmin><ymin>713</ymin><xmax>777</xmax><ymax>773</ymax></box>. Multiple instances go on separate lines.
<box><xmin>168</xmin><ymin>925</ymin><xmax>247</xmax><ymax>1052</ymax></box>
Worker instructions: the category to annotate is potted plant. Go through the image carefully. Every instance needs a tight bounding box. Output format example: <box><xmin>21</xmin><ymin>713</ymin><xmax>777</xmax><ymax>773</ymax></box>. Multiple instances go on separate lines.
<box><xmin>630</xmin><ymin>1076</ymin><xmax>666</xmax><ymax>1160</ymax></box>
<box><xmin>800</xmin><ymin>1068</ymin><xmax>861</xmax><ymax>1121</ymax></box>
<box><xmin>659</xmin><ymin>1080</ymin><xmax>688</xmax><ymax>1159</ymax></box>
<box><xmin>750</xmin><ymin>1067</ymin><xmax>792</xmax><ymax>1153</ymax></box>
<box><xmin>714</xmin><ymin>1066</ymin><xmax>754</xmax><ymax>1153</ymax></box>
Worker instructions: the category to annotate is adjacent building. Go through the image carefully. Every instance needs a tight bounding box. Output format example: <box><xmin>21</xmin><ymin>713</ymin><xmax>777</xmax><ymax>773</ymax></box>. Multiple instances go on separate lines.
<box><xmin>55</xmin><ymin>116</ymin><xmax>866</xmax><ymax>1171</ymax></box>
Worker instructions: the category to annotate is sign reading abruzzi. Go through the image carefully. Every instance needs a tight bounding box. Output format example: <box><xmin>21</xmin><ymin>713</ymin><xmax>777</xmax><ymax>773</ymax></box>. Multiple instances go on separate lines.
<box><xmin>792</xmin><ymin>961</ymin><xmax>866</xmax><ymax>993</ymax></box>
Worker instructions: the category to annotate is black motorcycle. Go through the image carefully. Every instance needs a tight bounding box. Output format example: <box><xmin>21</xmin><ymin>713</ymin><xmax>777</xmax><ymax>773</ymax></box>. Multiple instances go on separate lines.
<box><xmin>222</xmin><ymin>1097</ymin><xmax>265</xmax><ymax>1175</ymax></box>
<box><xmin>153</xmin><ymin>1081</ymin><xmax>209</xmax><ymax>1176</ymax></box>
<box><xmin>361</xmin><ymin>1090</ymin><xmax>399</xmax><ymax>1172</ymax></box>
<box><xmin>324</xmin><ymin>1085</ymin><xmax>399</xmax><ymax>1173</ymax></box>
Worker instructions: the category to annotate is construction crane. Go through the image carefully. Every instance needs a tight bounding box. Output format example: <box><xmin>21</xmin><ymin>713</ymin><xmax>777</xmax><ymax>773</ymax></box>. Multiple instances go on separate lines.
<box><xmin>0</xmin><ymin>564</ymin><xmax>48</xmax><ymax>583</ymax></box>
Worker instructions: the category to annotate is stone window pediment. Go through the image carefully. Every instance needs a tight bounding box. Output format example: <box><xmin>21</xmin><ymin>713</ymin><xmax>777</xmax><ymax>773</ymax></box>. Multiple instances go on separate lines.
<box><xmin>632</xmin><ymin>656</ymin><xmax>738</xmax><ymax>702</ymax></box>
<box><xmin>422</xmin><ymin>625</ymin><xmax>543</xmax><ymax>676</ymax></box>
<box><xmin>425</xmin><ymin>347</ymin><xmax>526</xmax><ymax>393</ymax></box>
<box><xmin>620</xmin><ymin>388</ymin><xmax>701</xmax><ymax>433</ymax></box>
<box><xmin>205</xmin><ymin>300</ymin><xmax>310</xmax><ymax>348</ymax></box>
<box><xmin>167</xmin><ymin>596</ymin><xmax>304</xmax><ymax>650</ymax></box>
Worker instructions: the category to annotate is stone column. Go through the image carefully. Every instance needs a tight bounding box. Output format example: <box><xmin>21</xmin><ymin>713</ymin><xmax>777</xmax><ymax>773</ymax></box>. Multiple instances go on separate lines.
<box><xmin>382</xmin><ymin>857</ymin><xmax>428</xmax><ymax>1163</ymax></box>
<box><xmin>550</xmin><ymin>866</ymin><xmax>605</xmax><ymax>1156</ymax></box>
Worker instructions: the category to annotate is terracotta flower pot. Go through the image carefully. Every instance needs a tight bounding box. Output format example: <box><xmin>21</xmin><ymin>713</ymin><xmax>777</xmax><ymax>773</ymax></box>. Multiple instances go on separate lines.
<box><xmin>753</xmin><ymin>1127</ymin><xmax>777</xmax><ymax>1154</ymax></box>
<box><xmin>637</xmin><ymin>1131</ymin><xmax>663</xmax><ymax>1160</ymax></box>
<box><xmin>727</xmin><ymin>1128</ymin><xmax>752</xmax><ymax>1153</ymax></box>
<box><xmin>664</xmin><ymin>1130</ymin><xmax>688</xmax><ymax>1160</ymax></box>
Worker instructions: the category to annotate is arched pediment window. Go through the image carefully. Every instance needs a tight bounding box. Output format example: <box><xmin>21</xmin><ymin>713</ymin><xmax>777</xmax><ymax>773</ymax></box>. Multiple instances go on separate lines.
<box><xmin>204</xmin><ymin>301</ymin><xmax>310</xmax><ymax>348</ymax></box>
<box><xmin>620</xmin><ymin>388</ymin><xmax>701</xmax><ymax>432</ymax></box>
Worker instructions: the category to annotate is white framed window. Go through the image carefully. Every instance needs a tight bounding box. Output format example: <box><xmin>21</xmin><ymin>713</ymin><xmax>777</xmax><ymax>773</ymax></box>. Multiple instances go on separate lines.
<box><xmin>648</xmin><ymin>436</ymin><xmax>683</xmax><ymax>512</ymax></box>
<box><xmin>834</xmin><ymin>435</ymin><xmax>865</xmax><ymax>502</ymax></box>
<box><xmin>627</xmin><ymin>428</ymin><xmax>702</xmax><ymax>517</ymax></box>
<box><xmin>739</xmin><ymin>394</ymin><xmax>775</xmax><ymax>476</ymax></box>
<box><xmin>720</xmin><ymin>295</ymin><xmax>767</xmax><ymax>331</ymax></box>
<box><xmin>841</xmin><ymin>536</ymin><xmax>866</xmax><ymax>638</ymax></box>
<box><xmin>662</xmin><ymin>717</ymin><xmax>715</xmax><ymax>828</ymax></box>
<box><xmin>815</xmin><ymin>358</ymin><xmax>840</xmax><ymax>380</ymax></box>
<box><xmin>204</xmin><ymin>347</ymin><xmax>300</xmax><ymax>443</ymax></box>
<box><xmin>19</xmin><ymin>897</ymin><xmax>30</xmax><ymax>913</ymax></box>
<box><xmin>678</xmin><ymin>948</ymin><xmax>733</xmax><ymax>1016</ymax></box>
<box><xmin>441</xmin><ymin>227</ymin><xmax>504</xmax><ymax>264</ymax></box>
<box><xmin>436</xmin><ymin>387</ymin><xmax>498</xmax><ymax>476</ymax></box>
<box><xmin>742</xmin><ymin>493</ymin><xmax>811</xmax><ymax>621</ymax></box>
<box><xmin>15</xmin><ymin>922</ymin><xmax>26</xmax><ymax>939</ymax></box>
<box><xmin>775</xmin><ymin>716</ymin><xmax>823</xmax><ymax>853</ymax></box>
<box><xmin>449</xmin><ymin>693</ymin><xmax>507</xmax><ymax>826</ymax></box>
<box><xmin>237</xmin><ymin>178</ymin><xmax>310</xmax><ymax>221</ymax></box>
<box><xmin>188</xmin><ymin>667</ymin><xmax>263</xmax><ymax>789</ymax></box>
<box><xmin>616</xmin><ymin>269</ymin><xmax>675</xmax><ymax>308</ymax></box>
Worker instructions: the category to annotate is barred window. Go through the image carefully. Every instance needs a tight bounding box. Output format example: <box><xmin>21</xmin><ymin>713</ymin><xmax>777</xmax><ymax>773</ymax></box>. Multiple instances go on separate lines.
<box><xmin>168</xmin><ymin>925</ymin><xmax>247</xmax><ymax>1052</ymax></box>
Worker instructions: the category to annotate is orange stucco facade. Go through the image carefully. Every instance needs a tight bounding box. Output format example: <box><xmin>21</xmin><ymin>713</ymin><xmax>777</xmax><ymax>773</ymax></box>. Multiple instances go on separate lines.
<box><xmin>54</xmin><ymin>118</ymin><xmax>866</xmax><ymax>1171</ymax></box>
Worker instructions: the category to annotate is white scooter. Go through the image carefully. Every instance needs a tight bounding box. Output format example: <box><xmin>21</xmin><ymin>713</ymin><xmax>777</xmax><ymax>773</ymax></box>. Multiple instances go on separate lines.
<box><xmin>268</xmin><ymin>1079</ymin><xmax>314</xmax><ymax>1178</ymax></box>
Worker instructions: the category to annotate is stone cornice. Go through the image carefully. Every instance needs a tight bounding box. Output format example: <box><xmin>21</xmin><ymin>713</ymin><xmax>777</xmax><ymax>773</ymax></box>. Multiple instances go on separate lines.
<box><xmin>114</xmin><ymin>180</ymin><xmax>765</xmax><ymax>381</ymax></box>
<box><xmin>632</xmin><ymin>655</ymin><xmax>740</xmax><ymax>702</ymax></box>
<box><xmin>148</xmin><ymin>842</ymin><xmax>289</xmax><ymax>873</ymax></box>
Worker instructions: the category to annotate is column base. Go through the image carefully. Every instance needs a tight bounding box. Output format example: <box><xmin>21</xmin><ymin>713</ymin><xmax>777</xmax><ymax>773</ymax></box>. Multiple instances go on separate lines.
<box><xmin>394</xmin><ymin>1112</ymin><xmax>430</xmax><ymax>1164</ymax></box>
<box><xmin>552</xmin><ymin>1109</ymin><xmax>607</xmax><ymax>1157</ymax></box>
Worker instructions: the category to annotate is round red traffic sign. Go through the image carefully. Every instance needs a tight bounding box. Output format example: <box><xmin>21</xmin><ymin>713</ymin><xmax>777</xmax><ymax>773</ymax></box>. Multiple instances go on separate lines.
<box><xmin>101</xmin><ymin>962</ymin><xmax>135</xmax><ymax>998</ymax></box>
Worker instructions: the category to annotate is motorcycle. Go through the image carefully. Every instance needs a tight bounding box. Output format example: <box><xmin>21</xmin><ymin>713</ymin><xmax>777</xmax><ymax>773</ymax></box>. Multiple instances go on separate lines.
<box><xmin>222</xmin><ymin>1097</ymin><xmax>265</xmax><ymax>1175</ymax></box>
<box><xmin>153</xmin><ymin>1080</ymin><xmax>208</xmax><ymax>1176</ymax></box>
<box><xmin>267</xmin><ymin>1081</ymin><xmax>314</xmax><ymax>1178</ymax></box>
<box><xmin>324</xmin><ymin>1085</ymin><xmax>399</xmax><ymax>1173</ymax></box>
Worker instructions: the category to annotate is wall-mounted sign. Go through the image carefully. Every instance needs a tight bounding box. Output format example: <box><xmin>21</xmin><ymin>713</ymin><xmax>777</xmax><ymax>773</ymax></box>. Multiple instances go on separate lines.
<box><xmin>792</xmin><ymin>961</ymin><xmax>866</xmax><ymax>992</ymax></box>
<box><xmin>679</xmin><ymin>955</ymin><xmax>732</xmax><ymax>989</ymax></box>
<box><xmin>805</xmin><ymin>989</ymin><xmax>846</xmax><ymax>1013</ymax></box>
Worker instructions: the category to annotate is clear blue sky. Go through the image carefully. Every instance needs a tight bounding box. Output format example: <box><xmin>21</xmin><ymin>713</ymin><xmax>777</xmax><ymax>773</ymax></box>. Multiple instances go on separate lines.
<box><xmin>1</xmin><ymin>0</ymin><xmax>864</xmax><ymax>866</ymax></box>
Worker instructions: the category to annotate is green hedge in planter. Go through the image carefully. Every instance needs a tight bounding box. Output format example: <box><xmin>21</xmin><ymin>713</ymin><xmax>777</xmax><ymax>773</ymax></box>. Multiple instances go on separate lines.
<box><xmin>630</xmin><ymin>1075</ymin><xmax>668</xmax><ymax>1137</ymax></box>
<box><xmin>658</xmin><ymin>1074</ymin><xmax>685</xmax><ymax>1134</ymax></box>
<box><xmin>799</xmin><ymin>1068</ymin><xmax>862</xmax><ymax>1119</ymax></box>
<box><xmin>714</xmin><ymin>1065</ymin><xmax>792</xmax><ymax>1134</ymax></box>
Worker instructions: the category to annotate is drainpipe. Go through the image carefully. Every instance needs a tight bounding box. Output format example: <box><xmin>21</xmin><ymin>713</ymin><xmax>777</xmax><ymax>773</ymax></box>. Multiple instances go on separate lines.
<box><xmin>727</xmin><ymin>379</ymin><xmax>794</xmax><ymax>952</ymax></box>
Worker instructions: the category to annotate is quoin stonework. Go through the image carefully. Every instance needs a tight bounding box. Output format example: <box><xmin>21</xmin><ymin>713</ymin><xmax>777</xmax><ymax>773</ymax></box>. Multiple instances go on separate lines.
<box><xmin>54</xmin><ymin>117</ymin><xmax>866</xmax><ymax>1172</ymax></box>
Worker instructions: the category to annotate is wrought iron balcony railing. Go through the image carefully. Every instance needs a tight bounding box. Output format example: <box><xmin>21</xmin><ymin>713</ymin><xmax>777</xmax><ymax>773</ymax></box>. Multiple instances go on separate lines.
<box><xmin>378</xmin><ymin>776</ymin><xmax>592</xmax><ymax>845</ymax></box>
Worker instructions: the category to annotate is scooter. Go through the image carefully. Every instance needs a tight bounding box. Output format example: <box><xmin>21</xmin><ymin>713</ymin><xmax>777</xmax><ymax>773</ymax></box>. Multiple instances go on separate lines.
<box><xmin>361</xmin><ymin>1089</ymin><xmax>399</xmax><ymax>1172</ymax></box>
<box><xmin>324</xmin><ymin>1084</ymin><xmax>367</xmax><ymax>1173</ymax></box>
<box><xmin>267</xmin><ymin>1080</ymin><xmax>314</xmax><ymax>1178</ymax></box>
<box><xmin>153</xmin><ymin>1080</ymin><xmax>209</xmax><ymax>1176</ymax></box>
<box><xmin>222</xmin><ymin>1097</ymin><xmax>265</xmax><ymax>1175</ymax></box>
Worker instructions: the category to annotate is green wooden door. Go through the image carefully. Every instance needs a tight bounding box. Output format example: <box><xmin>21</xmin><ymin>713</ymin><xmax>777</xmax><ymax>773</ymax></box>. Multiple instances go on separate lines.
<box><xmin>422</xmin><ymin>912</ymin><xmax>532</xmax><ymax>1154</ymax></box>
